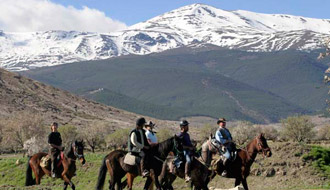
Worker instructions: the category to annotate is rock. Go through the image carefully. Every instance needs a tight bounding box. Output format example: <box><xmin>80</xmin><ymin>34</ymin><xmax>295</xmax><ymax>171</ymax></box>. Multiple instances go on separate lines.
<box><xmin>15</xmin><ymin>159</ymin><xmax>22</xmax><ymax>165</ymax></box>
<box><xmin>265</xmin><ymin>168</ymin><xmax>276</xmax><ymax>177</ymax></box>
<box><xmin>214</xmin><ymin>186</ymin><xmax>244</xmax><ymax>190</ymax></box>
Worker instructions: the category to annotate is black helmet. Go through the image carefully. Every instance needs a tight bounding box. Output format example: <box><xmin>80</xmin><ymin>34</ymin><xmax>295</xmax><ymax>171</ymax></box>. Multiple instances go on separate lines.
<box><xmin>136</xmin><ymin>117</ymin><xmax>146</xmax><ymax>127</ymax></box>
<box><xmin>180</xmin><ymin>120</ymin><xmax>189</xmax><ymax>127</ymax></box>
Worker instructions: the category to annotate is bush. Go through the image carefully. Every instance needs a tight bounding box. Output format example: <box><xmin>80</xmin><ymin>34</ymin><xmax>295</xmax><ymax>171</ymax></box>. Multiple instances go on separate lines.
<box><xmin>58</xmin><ymin>124</ymin><xmax>79</xmax><ymax>148</ymax></box>
<box><xmin>316</xmin><ymin>125</ymin><xmax>330</xmax><ymax>140</ymax></box>
<box><xmin>280</xmin><ymin>115</ymin><xmax>315</xmax><ymax>142</ymax></box>
<box><xmin>199</xmin><ymin>124</ymin><xmax>217</xmax><ymax>141</ymax></box>
<box><xmin>106</xmin><ymin>128</ymin><xmax>131</xmax><ymax>150</ymax></box>
<box><xmin>231</xmin><ymin>121</ymin><xmax>257</xmax><ymax>145</ymax></box>
<box><xmin>303</xmin><ymin>146</ymin><xmax>330</xmax><ymax>179</ymax></box>
<box><xmin>156</xmin><ymin>128</ymin><xmax>173</xmax><ymax>142</ymax></box>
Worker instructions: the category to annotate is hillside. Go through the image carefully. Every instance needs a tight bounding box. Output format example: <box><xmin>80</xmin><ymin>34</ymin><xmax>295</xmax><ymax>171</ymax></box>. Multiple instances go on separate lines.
<box><xmin>1</xmin><ymin>3</ymin><xmax>330</xmax><ymax>71</ymax></box>
<box><xmin>0</xmin><ymin>68</ymin><xmax>171</xmax><ymax>128</ymax></box>
<box><xmin>22</xmin><ymin>47</ymin><xmax>328</xmax><ymax>123</ymax></box>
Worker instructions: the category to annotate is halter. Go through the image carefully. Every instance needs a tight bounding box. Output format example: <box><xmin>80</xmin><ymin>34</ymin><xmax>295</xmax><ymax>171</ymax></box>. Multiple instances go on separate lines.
<box><xmin>256</xmin><ymin>137</ymin><xmax>271</xmax><ymax>157</ymax></box>
<box><xmin>72</xmin><ymin>143</ymin><xmax>84</xmax><ymax>159</ymax></box>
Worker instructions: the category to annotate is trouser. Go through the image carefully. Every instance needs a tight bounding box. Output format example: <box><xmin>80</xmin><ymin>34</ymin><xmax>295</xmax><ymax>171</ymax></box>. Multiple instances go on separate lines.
<box><xmin>139</xmin><ymin>150</ymin><xmax>147</xmax><ymax>172</ymax></box>
<box><xmin>49</xmin><ymin>148</ymin><xmax>60</xmax><ymax>174</ymax></box>
<box><xmin>201</xmin><ymin>150</ymin><xmax>212</xmax><ymax>167</ymax></box>
<box><xmin>222</xmin><ymin>144</ymin><xmax>233</xmax><ymax>167</ymax></box>
<box><xmin>183</xmin><ymin>150</ymin><xmax>192</xmax><ymax>176</ymax></box>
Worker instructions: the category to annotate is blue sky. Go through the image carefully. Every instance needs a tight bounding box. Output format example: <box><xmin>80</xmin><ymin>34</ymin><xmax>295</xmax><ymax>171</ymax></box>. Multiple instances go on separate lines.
<box><xmin>52</xmin><ymin>0</ymin><xmax>330</xmax><ymax>25</ymax></box>
<box><xmin>1</xmin><ymin>0</ymin><xmax>329</xmax><ymax>32</ymax></box>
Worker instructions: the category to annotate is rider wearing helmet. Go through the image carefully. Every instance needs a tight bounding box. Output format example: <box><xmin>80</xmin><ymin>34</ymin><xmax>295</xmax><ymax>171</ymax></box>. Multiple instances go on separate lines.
<box><xmin>128</xmin><ymin>117</ymin><xmax>150</xmax><ymax>177</ymax></box>
<box><xmin>177</xmin><ymin>120</ymin><xmax>195</xmax><ymax>183</ymax></box>
<box><xmin>48</xmin><ymin>122</ymin><xmax>63</xmax><ymax>178</ymax></box>
<box><xmin>215</xmin><ymin>118</ymin><xmax>233</xmax><ymax>177</ymax></box>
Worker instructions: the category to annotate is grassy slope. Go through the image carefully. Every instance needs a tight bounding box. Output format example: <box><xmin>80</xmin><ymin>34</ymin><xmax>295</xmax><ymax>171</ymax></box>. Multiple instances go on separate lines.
<box><xmin>0</xmin><ymin>142</ymin><xmax>329</xmax><ymax>190</ymax></box>
<box><xmin>22</xmin><ymin>49</ymin><xmax>320</xmax><ymax>123</ymax></box>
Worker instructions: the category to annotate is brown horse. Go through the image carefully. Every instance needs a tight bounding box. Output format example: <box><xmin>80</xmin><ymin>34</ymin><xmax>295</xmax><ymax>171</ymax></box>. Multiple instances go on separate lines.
<box><xmin>159</xmin><ymin>135</ymin><xmax>221</xmax><ymax>190</ymax></box>
<box><xmin>25</xmin><ymin>140</ymin><xmax>86</xmax><ymax>190</ymax></box>
<box><xmin>215</xmin><ymin>133</ymin><xmax>272</xmax><ymax>190</ymax></box>
<box><xmin>96</xmin><ymin>135</ymin><xmax>183</xmax><ymax>190</ymax></box>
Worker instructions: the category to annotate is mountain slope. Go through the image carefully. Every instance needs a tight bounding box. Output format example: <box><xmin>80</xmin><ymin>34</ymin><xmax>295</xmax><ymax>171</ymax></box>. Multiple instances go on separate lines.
<box><xmin>0</xmin><ymin>68</ymin><xmax>149</xmax><ymax>127</ymax></box>
<box><xmin>1</xmin><ymin>3</ymin><xmax>330</xmax><ymax>71</ymax></box>
<box><xmin>22</xmin><ymin>48</ymin><xmax>316</xmax><ymax>123</ymax></box>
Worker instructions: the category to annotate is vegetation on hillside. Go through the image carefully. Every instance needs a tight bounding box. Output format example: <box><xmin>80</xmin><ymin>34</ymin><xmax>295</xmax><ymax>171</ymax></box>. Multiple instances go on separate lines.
<box><xmin>23</xmin><ymin>49</ymin><xmax>329</xmax><ymax>123</ymax></box>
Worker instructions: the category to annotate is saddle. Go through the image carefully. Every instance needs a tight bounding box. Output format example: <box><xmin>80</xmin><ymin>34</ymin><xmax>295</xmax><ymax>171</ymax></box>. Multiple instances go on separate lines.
<box><xmin>123</xmin><ymin>152</ymin><xmax>141</xmax><ymax>166</ymax></box>
<box><xmin>40</xmin><ymin>152</ymin><xmax>64</xmax><ymax>168</ymax></box>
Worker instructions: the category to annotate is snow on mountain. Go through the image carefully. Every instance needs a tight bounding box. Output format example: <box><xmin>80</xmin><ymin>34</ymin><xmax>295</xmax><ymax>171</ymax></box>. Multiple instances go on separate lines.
<box><xmin>1</xmin><ymin>3</ymin><xmax>330</xmax><ymax>71</ymax></box>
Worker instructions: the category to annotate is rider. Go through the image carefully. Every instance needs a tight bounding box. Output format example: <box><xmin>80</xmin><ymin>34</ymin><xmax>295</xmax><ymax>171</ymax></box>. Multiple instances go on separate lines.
<box><xmin>145</xmin><ymin>121</ymin><xmax>158</xmax><ymax>147</ymax></box>
<box><xmin>215</xmin><ymin>118</ymin><xmax>233</xmax><ymax>177</ymax></box>
<box><xmin>48</xmin><ymin>122</ymin><xmax>63</xmax><ymax>178</ymax></box>
<box><xmin>177</xmin><ymin>120</ymin><xmax>195</xmax><ymax>183</ymax></box>
<box><xmin>128</xmin><ymin>117</ymin><xmax>150</xmax><ymax>177</ymax></box>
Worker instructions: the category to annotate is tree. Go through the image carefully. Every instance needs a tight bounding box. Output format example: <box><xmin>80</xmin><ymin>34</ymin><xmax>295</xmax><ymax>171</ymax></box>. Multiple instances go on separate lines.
<box><xmin>1</xmin><ymin>111</ymin><xmax>44</xmax><ymax>151</ymax></box>
<box><xmin>280</xmin><ymin>115</ymin><xmax>315</xmax><ymax>142</ymax></box>
<box><xmin>81</xmin><ymin>122</ymin><xmax>111</xmax><ymax>153</ymax></box>
<box><xmin>318</xmin><ymin>38</ymin><xmax>330</xmax><ymax>113</ymax></box>
<box><xmin>23</xmin><ymin>136</ymin><xmax>48</xmax><ymax>156</ymax></box>
<box><xmin>231</xmin><ymin>121</ymin><xmax>257</xmax><ymax>145</ymax></box>
<box><xmin>106</xmin><ymin>128</ymin><xmax>131</xmax><ymax>150</ymax></box>
<box><xmin>58</xmin><ymin>125</ymin><xmax>79</xmax><ymax>148</ymax></box>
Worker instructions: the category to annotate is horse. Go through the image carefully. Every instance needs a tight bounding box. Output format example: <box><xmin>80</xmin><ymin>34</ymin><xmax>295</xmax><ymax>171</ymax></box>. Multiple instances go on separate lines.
<box><xmin>159</xmin><ymin>135</ymin><xmax>222</xmax><ymax>190</ymax></box>
<box><xmin>25</xmin><ymin>140</ymin><xmax>86</xmax><ymax>190</ymax></box>
<box><xmin>214</xmin><ymin>133</ymin><xmax>272</xmax><ymax>190</ymax></box>
<box><xmin>96</xmin><ymin>135</ymin><xmax>184</xmax><ymax>190</ymax></box>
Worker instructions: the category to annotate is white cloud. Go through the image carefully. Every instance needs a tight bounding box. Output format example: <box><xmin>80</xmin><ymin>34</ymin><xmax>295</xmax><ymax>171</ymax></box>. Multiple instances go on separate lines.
<box><xmin>0</xmin><ymin>0</ymin><xmax>127</xmax><ymax>32</ymax></box>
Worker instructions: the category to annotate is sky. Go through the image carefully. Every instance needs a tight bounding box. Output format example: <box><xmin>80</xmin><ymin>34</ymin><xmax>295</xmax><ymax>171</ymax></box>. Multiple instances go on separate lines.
<box><xmin>0</xmin><ymin>0</ymin><xmax>329</xmax><ymax>32</ymax></box>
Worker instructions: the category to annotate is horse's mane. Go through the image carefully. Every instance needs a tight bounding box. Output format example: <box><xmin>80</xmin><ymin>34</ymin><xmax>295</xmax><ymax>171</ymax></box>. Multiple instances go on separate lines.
<box><xmin>151</xmin><ymin>136</ymin><xmax>174</xmax><ymax>158</ymax></box>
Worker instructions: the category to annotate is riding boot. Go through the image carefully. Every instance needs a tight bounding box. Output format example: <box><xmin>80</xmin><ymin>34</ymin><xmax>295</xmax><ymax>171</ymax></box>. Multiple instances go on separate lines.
<box><xmin>141</xmin><ymin>157</ymin><xmax>149</xmax><ymax>178</ymax></box>
<box><xmin>51</xmin><ymin>160</ymin><xmax>56</xmax><ymax>178</ymax></box>
<box><xmin>184</xmin><ymin>162</ymin><xmax>191</xmax><ymax>183</ymax></box>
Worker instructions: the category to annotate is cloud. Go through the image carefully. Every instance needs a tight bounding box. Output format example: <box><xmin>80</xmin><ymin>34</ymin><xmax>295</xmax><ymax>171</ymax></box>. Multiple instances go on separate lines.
<box><xmin>0</xmin><ymin>0</ymin><xmax>127</xmax><ymax>32</ymax></box>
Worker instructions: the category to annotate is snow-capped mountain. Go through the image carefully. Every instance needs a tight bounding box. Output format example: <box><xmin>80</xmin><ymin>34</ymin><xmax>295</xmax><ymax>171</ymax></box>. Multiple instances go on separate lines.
<box><xmin>1</xmin><ymin>3</ymin><xmax>330</xmax><ymax>71</ymax></box>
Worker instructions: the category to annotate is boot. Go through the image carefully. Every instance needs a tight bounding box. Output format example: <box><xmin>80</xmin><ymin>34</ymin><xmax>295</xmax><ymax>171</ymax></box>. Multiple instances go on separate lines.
<box><xmin>141</xmin><ymin>158</ymin><xmax>149</xmax><ymax>178</ymax></box>
<box><xmin>51</xmin><ymin>160</ymin><xmax>56</xmax><ymax>178</ymax></box>
<box><xmin>184</xmin><ymin>162</ymin><xmax>191</xmax><ymax>183</ymax></box>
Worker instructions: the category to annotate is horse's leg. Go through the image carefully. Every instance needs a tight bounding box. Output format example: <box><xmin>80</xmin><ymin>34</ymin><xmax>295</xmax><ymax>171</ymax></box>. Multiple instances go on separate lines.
<box><xmin>31</xmin><ymin>164</ymin><xmax>41</xmax><ymax>185</ymax></box>
<box><xmin>234</xmin><ymin>178</ymin><xmax>241</xmax><ymax>187</ymax></box>
<box><xmin>144</xmin><ymin>177</ymin><xmax>152</xmax><ymax>190</ymax></box>
<box><xmin>126</xmin><ymin>173</ymin><xmax>136</xmax><ymax>190</ymax></box>
<box><xmin>63</xmin><ymin>182</ymin><xmax>69</xmax><ymax>190</ymax></box>
<box><xmin>241</xmin><ymin>178</ymin><xmax>248</xmax><ymax>190</ymax></box>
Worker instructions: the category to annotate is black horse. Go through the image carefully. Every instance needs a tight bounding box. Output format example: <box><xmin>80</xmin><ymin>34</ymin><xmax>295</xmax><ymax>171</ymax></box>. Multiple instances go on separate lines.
<box><xmin>96</xmin><ymin>135</ymin><xmax>183</xmax><ymax>190</ymax></box>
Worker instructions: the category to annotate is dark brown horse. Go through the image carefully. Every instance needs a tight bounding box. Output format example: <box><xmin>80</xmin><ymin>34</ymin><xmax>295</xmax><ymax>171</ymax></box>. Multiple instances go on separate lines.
<box><xmin>215</xmin><ymin>133</ymin><xmax>272</xmax><ymax>190</ymax></box>
<box><xmin>159</xmin><ymin>135</ymin><xmax>221</xmax><ymax>190</ymax></box>
<box><xmin>96</xmin><ymin>135</ymin><xmax>183</xmax><ymax>190</ymax></box>
<box><xmin>25</xmin><ymin>140</ymin><xmax>86</xmax><ymax>190</ymax></box>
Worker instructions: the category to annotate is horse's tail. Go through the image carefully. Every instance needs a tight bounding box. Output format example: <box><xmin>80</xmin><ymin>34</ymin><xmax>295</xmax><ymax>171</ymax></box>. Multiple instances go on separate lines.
<box><xmin>96</xmin><ymin>156</ymin><xmax>108</xmax><ymax>190</ymax></box>
<box><xmin>25</xmin><ymin>156</ymin><xmax>35</xmax><ymax>186</ymax></box>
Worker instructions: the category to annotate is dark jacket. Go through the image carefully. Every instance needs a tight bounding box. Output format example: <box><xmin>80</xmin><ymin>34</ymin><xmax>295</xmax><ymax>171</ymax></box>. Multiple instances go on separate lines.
<box><xmin>127</xmin><ymin>128</ymin><xmax>148</xmax><ymax>153</ymax></box>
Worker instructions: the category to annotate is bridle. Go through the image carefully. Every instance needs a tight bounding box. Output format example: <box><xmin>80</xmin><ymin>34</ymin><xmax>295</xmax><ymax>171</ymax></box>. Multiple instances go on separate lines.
<box><xmin>256</xmin><ymin>137</ymin><xmax>271</xmax><ymax>157</ymax></box>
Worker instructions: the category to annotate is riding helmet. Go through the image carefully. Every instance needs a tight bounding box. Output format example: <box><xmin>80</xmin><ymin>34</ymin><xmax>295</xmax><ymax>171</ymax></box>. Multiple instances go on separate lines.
<box><xmin>180</xmin><ymin>120</ymin><xmax>189</xmax><ymax>127</ymax></box>
<box><xmin>136</xmin><ymin>117</ymin><xmax>146</xmax><ymax>126</ymax></box>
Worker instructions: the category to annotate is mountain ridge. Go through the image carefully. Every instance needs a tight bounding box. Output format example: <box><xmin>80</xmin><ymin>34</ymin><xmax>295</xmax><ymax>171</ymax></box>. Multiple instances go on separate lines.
<box><xmin>1</xmin><ymin>3</ymin><xmax>330</xmax><ymax>71</ymax></box>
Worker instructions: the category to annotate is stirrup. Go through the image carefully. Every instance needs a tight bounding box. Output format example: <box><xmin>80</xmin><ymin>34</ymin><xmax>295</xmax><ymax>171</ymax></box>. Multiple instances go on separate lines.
<box><xmin>142</xmin><ymin>170</ymin><xmax>150</xmax><ymax>178</ymax></box>
<box><xmin>185</xmin><ymin>175</ymin><xmax>191</xmax><ymax>183</ymax></box>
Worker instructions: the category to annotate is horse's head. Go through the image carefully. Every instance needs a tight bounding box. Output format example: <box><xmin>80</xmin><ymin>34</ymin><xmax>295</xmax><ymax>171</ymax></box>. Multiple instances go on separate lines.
<box><xmin>255</xmin><ymin>134</ymin><xmax>272</xmax><ymax>157</ymax></box>
<box><xmin>208</xmin><ymin>134</ymin><xmax>222</xmax><ymax>154</ymax></box>
<box><xmin>73</xmin><ymin>140</ymin><xmax>86</xmax><ymax>165</ymax></box>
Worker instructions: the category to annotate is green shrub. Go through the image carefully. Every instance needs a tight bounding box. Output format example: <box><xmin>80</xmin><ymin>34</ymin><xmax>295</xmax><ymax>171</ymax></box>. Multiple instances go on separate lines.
<box><xmin>303</xmin><ymin>146</ymin><xmax>330</xmax><ymax>179</ymax></box>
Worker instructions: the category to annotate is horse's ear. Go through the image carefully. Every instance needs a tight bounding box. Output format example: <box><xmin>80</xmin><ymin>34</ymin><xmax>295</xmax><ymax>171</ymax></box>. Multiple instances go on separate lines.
<box><xmin>258</xmin><ymin>133</ymin><xmax>264</xmax><ymax>139</ymax></box>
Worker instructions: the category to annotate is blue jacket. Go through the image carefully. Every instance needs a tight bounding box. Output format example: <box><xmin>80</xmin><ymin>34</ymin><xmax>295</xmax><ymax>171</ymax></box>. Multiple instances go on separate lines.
<box><xmin>215</xmin><ymin>128</ymin><xmax>232</xmax><ymax>145</ymax></box>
